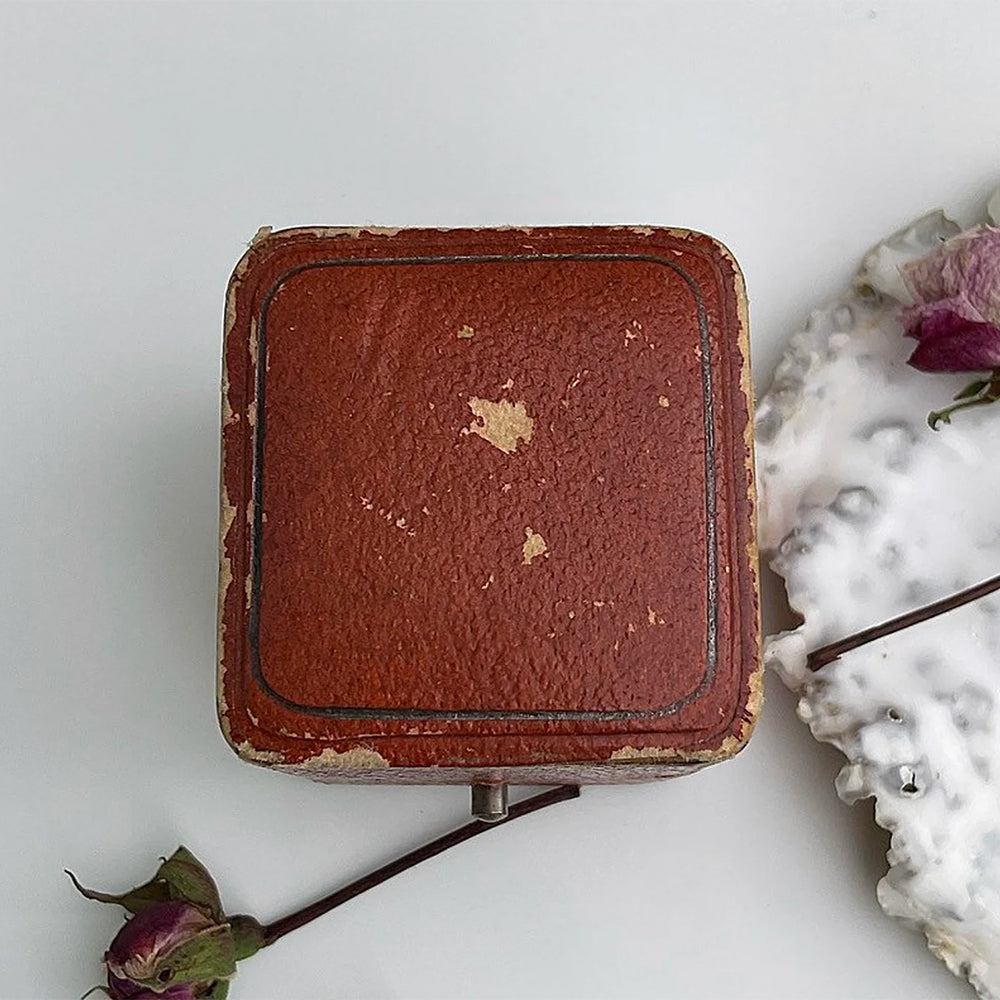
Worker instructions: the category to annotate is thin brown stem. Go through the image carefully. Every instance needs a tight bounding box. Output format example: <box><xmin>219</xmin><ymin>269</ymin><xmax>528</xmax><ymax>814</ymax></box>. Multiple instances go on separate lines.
<box><xmin>807</xmin><ymin>572</ymin><xmax>1000</xmax><ymax>671</ymax></box>
<box><xmin>260</xmin><ymin>785</ymin><xmax>580</xmax><ymax>947</ymax></box>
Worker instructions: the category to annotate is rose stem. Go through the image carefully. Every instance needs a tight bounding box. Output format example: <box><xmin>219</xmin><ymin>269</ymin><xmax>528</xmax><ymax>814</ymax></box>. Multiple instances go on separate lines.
<box><xmin>929</xmin><ymin>372</ymin><xmax>1000</xmax><ymax>428</ymax></box>
<box><xmin>260</xmin><ymin>784</ymin><xmax>580</xmax><ymax>947</ymax></box>
<box><xmin>807</xmin><ymin>572</ymin><xmax>1000</xmax><ymax>671</ymax></box>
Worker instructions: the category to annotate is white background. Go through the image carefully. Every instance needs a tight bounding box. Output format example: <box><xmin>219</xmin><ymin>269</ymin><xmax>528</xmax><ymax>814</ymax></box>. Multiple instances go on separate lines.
<box><xmin>2</xmin><ymin>2</ymin><xmax>998</xmax><ymax>998</ymax></box>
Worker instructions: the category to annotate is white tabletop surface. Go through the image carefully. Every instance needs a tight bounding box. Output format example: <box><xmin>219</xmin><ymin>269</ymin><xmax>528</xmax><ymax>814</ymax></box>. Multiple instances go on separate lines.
<box><xmin>3</xmin><ymin>2</ymin><xmax>998</xmax><ymax>998</ymax></box>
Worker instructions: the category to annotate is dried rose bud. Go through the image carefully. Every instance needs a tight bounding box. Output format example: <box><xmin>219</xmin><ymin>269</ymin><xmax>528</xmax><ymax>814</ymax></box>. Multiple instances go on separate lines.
<box><xmin>104</xmin><ymin>900</ymin><xmax>233</xmax><ymax>995</ymax></box>
<box><xmin>70</xmin><ymin>790</ymin><xmax>578</xmax><ymax>998</ymax></box>
<box><xmin>69</xmin><ymin>847</ymin><xmax>263</xmax><ymax>1000</ymax></box>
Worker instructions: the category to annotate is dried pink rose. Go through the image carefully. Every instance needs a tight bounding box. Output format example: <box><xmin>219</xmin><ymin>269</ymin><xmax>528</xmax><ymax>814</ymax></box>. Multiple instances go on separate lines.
<box><xmin>69</xmin><ymin>847</ymin><xmax>263</xmax><ymax>1000</ymax></box>
<box><xmin>70</xmin><ymin>790</ymin><xmax>579</xmax><ymax>998</ymax></box>
<box><xmin>898</xmin><ymin>225</ymin><xmax>1000</xmax><ymax>427</ymax></box>
<box><xmin>104</xmin><ymin>900</ymin><xmax>229</xmax><ymax>995</ymax></box>
<box><xmin>901</xmin><ymin>225</ymin><xmax>1000</xmax><ymax>372</ymax></box>
<box><xmin>904</xmin><ymin>312</ymin><xmax>1000</xmax><ymax>373</ymax></box>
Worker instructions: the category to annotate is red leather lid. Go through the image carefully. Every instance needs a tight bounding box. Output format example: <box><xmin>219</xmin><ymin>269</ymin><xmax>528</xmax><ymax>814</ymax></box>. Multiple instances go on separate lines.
<box><xmin>218</xmin><ymin>226</ymin><xmax>760</xmax><ymax>777</ymax></box>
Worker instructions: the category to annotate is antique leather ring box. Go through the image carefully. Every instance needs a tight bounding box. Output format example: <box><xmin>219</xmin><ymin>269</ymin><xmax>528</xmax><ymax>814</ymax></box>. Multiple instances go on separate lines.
<box><xmin>218</xmin><ymin>225</ymin><xmax>761</xmax><ymax>817</ymax></box>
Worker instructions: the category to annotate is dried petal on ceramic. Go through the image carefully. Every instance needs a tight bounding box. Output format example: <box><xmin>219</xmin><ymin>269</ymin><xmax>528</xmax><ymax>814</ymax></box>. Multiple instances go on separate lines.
<box><xmin>756</xmin><ymin>196</ymin><xmax>1000</xmax><ymax>1000</ymax></box>
<box><xmin>900</xmin><ymin>225</ymin><xmax>1000</xmax><ymax>373</ymax></box>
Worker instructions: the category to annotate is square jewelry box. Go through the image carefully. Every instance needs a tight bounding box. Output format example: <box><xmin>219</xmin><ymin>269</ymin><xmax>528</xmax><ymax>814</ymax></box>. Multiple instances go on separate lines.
<box><xmin>218</xmin><ymin>225</ymin><xmax>760</xmax><ymax>796</ymax></box>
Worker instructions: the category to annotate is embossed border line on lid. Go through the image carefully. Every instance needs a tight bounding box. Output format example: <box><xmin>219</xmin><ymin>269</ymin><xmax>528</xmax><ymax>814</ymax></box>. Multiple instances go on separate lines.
<box><xmin>248</xmin><ymin>252</ymin><xmax>719</xmax><ymax>722</ymax></box>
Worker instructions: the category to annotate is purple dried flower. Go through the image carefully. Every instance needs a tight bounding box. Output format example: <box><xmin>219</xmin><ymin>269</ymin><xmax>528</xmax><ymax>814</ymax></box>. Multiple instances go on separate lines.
<box><xmin>70</xmin><ymin>791</ymin><xmax>579</xmax><ymax>998</ymax></box>
<box><xmin>902</xmin><ymin>225</ymin><xmax>1000</xmax><ymax>368</ymax></box>
<box><xmin>104</xmin><ymin>900</ymin><xmax>223</xmax><ymax>989</ymax></box>
<box><xmin>903</xmin><ymin>309</ymin><xmax>1000</xmax><ymax>373</ymax></box>
<box><xmin>69</xmin><ymin>847</ymin><xmax>264</xmax><ymax>999</ymax></box>
<box><xmin>898</xmin><ymin>224</ymin><xmax>1000</xmax><ymax>426</ymax></box>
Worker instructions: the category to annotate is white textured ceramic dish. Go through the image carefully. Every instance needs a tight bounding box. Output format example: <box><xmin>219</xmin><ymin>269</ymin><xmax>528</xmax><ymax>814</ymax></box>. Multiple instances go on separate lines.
<box><xmin>758</xmin><ymin>190</ymin><xmax>1000</xmax><ymax>999</ymax></box>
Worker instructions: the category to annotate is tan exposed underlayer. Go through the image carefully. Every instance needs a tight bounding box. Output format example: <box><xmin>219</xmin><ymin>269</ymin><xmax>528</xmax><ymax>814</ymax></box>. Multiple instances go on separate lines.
<box><xmin>277</xmin><ymin>746</ymin><xmax>392</xmax><ymax>771</ymax></box>
<box><xmin>522</xmin><ymin>527</ymin><xmax>548</xmax><ymax>565</ymax></box>
<box><xmin>609</xmin><ymin>733</ymin><xmax>743</xmax><ymax>765</ymax></box>
<box><xmin>727</xmin><ymin>245</ymin><xmax>764</xmax><ymax>741</ymax></box>
<box><xmin>467</xmin><ymin>397</ymin><xmax>534</xmax><ymax>454</ymax></box>
<box><xmin>235</xmin><ymin>738</ymin><xmax>286</xmax><ymax>764</ymax></box>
